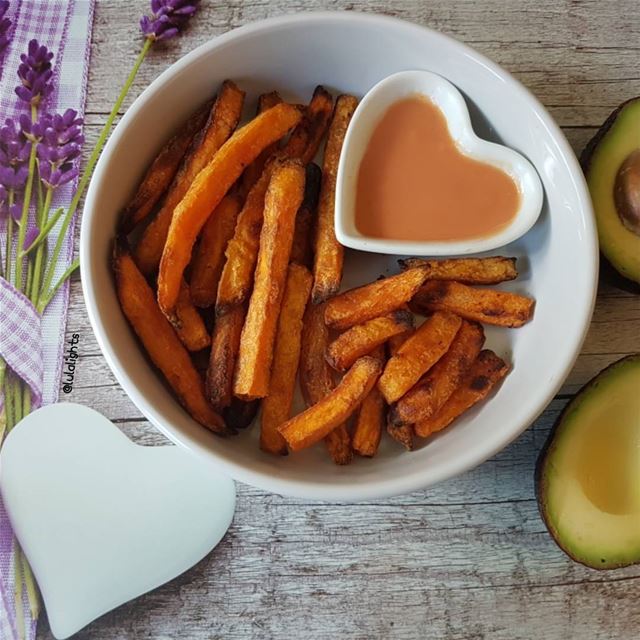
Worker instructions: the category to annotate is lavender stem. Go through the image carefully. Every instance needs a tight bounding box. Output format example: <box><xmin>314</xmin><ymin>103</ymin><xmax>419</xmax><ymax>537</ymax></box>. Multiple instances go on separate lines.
<box><xmin>38</xmin><ymin>38</ymin><xmax>153</xmax><ymax>311</ymax></box>
<box><xmin>13</xmin><ymin>105</ymin><xmax>38</xmax><ymax>292</ymax></box>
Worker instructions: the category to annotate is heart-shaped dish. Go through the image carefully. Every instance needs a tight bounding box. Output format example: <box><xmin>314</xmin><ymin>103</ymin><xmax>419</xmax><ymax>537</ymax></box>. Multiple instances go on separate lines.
<box><xmin>336</xmin><ymin>70</ymin><xmax>544</xmax><ymax>256</ymax></box>
<box><xmin>0</xmin><ymin>403</ymin><xmax>235</xmax><ymax>639</ymax></box>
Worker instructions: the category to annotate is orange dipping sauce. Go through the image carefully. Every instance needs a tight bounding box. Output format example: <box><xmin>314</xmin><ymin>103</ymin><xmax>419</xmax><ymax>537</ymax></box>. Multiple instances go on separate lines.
<box><xmin>355</xmin><ymin>95</ymin><xmax>520</xmax><ymax>242</ymax></box>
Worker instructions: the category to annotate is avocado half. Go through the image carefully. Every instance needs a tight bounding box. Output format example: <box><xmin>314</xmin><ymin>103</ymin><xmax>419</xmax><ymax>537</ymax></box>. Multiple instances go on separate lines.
<box><xmin>582</xmin><ymin>99</ymin><xmax>640</xmax><ymax>286</ymax></box>
<box><xmin>537</xmin><ymin>354</ymin><xmax>640</xmax><ymax>569</ymax></box>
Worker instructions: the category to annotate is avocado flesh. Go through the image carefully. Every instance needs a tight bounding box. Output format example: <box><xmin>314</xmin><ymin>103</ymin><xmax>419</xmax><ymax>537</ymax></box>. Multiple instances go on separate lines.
<box><xmin>584</xmin><ymin>99</ymin><xmax>640</xmax><ymax>285</ymax></box>
<box><xmin>538</xmin><ymin>355</ymin><xmax>640</xmax><ymax>569</ymax></box>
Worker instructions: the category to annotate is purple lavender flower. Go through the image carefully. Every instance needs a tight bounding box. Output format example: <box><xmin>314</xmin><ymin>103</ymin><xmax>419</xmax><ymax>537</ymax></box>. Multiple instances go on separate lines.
<box><xmin>0</xmin><ymin>118</ymin><xmax>30</xmax><ymax>164</ymax></box>
<box><xmin>0</xmin><ymin>1</ymin><xmax>11</xmax><ymax>58</ymax></box>
<box><xmin>0</xmin><ymin>164</ymin><xmax>28</xmax><ymax>190</ymax></box>
<box><xmin>38</xmin><ymin>162</ymin><xmax>78</xmax><ymax>190</ymax></box>
<box><xmin>140</xmin><ymin>0</ymin><xmax>199</xmax><ymax>41</ymax></box>
<box><xmin>15</xmin><ymin>39</ymin><xmax>54</xmax><ymax>106</ymax></box>
<box><xmin>0</xmin><ymin>118</ymin><xmax>29</xmax><ymax>193</ymax></box>
<box><xmin>35</xmin><ymin>109</ymin><xmax>84</xmax><ymax>190</ymax></box>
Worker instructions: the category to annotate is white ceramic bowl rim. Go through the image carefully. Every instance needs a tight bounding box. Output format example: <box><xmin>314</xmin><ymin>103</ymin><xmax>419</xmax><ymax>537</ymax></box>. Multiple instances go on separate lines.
<box><xmin>81</xmin><ymin>11</ymin><xmax>598</xmax><ymax>501</ymax></box>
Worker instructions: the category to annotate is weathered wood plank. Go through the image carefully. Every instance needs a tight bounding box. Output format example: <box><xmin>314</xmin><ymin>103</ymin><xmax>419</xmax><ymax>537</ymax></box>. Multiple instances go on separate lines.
<box><xmin>37</xmin><ymin>575</ymin><xmax>640</xmax><ymax>640</ymax></box>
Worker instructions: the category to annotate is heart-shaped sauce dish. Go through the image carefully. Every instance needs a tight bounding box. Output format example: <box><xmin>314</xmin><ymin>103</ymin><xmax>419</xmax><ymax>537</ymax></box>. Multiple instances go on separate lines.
<box><xmin>335</xmin><ymin>70</ymin><xmax>544</xmax><ymax>256</ymax></box>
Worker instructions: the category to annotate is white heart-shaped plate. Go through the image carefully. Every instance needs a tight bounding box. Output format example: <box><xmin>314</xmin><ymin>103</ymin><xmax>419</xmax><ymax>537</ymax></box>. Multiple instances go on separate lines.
<box><xmin>336</xmin><ymin>69</ymin><xmax>544</xmax><ymax>256</ymax></box>
<box><xmin>0</xmin><ymin>403</ymin><xmax>235</xmax><ymax>639</ymax></box>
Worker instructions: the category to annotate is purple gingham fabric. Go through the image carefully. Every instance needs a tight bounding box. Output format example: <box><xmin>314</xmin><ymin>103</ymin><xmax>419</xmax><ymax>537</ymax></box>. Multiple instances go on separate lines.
<box><xmin>0</xmin><ymin>279</ymin><xmax>43</xmax><ymax>409</ymax></box>
<box><xmin>0</xmin><ymin>2</ymin><xmax>95</xmax><ymax>638</ymax></box>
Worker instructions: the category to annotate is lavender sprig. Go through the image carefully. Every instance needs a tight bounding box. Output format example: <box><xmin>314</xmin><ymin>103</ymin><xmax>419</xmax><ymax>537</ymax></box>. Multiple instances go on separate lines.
<box><xmin>140</xmin><ymin>0</ymin><xmax>199</xmax><ymax>41</ymax></box>
<box><xmin>19</xmin><ymin>110</ymin><xmax>83</xmax><ymax>258</ymax></box>
<box><xmin>15</xmin><ymin>39</ymin><xmax>53</xmax><ymax>107</ymax></box>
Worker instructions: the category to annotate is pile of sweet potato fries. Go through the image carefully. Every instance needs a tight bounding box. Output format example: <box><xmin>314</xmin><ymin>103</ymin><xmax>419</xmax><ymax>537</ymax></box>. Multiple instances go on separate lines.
<box><xmin>114</xmin><ymin>80</ymin><xmax>535</xmax><ymax>464</ymax></box>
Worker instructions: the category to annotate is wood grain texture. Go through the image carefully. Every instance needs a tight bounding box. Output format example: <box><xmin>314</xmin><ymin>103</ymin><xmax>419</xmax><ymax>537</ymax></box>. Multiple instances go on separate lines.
<box><xmin>36</xmin><ymin>1</ymin><xmax>640</xmax><ymax>638</ymax></box>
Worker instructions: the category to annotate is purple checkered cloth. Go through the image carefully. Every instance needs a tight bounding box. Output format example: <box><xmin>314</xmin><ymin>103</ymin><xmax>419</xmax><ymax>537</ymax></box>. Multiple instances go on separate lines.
<box><xmin>0</xmin><ymin>279</ymin><xmax>43</xmax><ymax>409</ymax></box>
<box><xmin>0</xmin><ymin>2</ymin><xmax>95</xmax><ymax>639</ymax></box>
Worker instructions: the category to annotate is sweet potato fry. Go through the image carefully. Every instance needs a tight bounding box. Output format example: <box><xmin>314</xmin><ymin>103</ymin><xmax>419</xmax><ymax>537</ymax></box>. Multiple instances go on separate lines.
<box><xmin>158</xmin><ymin>102</ymin><xmax>302</xmax><ymax>314</ymax></box>
<box><xmin>113</xmin><ymin>245</ymin><xmax>228</xmax><ymax>434</ymax></box>
<box><xmin>279</xmin><ymin>356</ymin><xmax>382</xmax><ymax>452</ymax></box>
<box><xmin>386</xmin><ymin>418</ymin><xmax>414</xmax><ymax>451</ymax></box>
<box><xmin>172</xmin><ymin>280</ymin><xmax>211</xmax><ymax>351</ymax></box>
<box><xmin>299</xmin><ymin>302</ymin><xmax>333</xmax><ymax>407</ymax></box>
<box><xmin>190</xmin><ymin>193</ymin><xmax>242</xmax><ymax>308</ymax></box>
<box><xmin>415</xmin><ymin>350</ymin><xmax>509</xmax><ymax>437</ymax></box>
<box><xmin>411</xmin><ymin>281</ymin><xmax>535</xmax><ymax>328</ymax></box>
<box><xmin>258</xmin><ymin>91</ymin><xmax>284</xmax><ymax>112</ymax></box>
<box><xmin>241</xmin><ymin>91</ymin><xmax>283</xmax><ymax>194</ymax></box>
<box><xmin>205</xmin><ymin>305</ymin><xmax>245</xmax><ymax>409</ymax></box>
<box><xmin>281</xmin><ymin>85</ymin><xmax>334</xmax><ymax>164</ymax></box>
<box><xmin>391</xmin><ymin>321</ymin><xmax>485</xmax><ymax>426</ymax></box>
<box><xmin>312</xmin><ymin>94</ymin><xmax>358</xmax><ymax>303</ymax></box>
<box><xmin>290</xmin><ymin>162</ymin><xmax>321</xmax><ymax>268</ymax></box>
<box><xmin>387</xmin><ymin>327</ymin><xmax>412</xmax><ymax>356</ymax></box>
<box><xmin>233</xmin><ymin>160</ymin><xmax>305</xmax><ymax>399</ymax></box>
<box><xmin>261</xmin><ymin>264</ymin><xmax>313</xmax><ymax>455</ymax></box>
<box><xmin>384</xmin><ymin>328</ymin><xmax>414</xmax><ymax>449</ymax></box>
<box><xmin>135</xmin><ymin>81</ymin><xmax>245</xmax><ymax>274</ymax></box>
<box><xmin>299</xmin><ymin>302</ymin><xmax>353</xmax><ymax>464</ymax></box>
<box><xmin>378</xmin><ymin>311</ymin><xmax>462</xmax><ymax>404</ymax></box>
<box><xmin>326</xmin><ymin>309</ymin><xmax>413</xmax><ymax>371</ymax></box>
<box><xmin>399</xmin><ymin>257</ymin><xmax>518</xmax><ymax>285</ymax></box>
<box><xmin>215</xmin><ymin>167</ymin><xmax>272</xmax><ymax>315</ymax></box>
<box><xmin>352</xmin><ymin>347</ymin><xmax>386</xmax><ymax>457</ymax></box>
<box><xmin>324</xmin><ymin>425</ymin><xmax>353</xmax><ymax>466</ymax></box>
<box><xmin>224</xmin><ymin>397</ymin><xmax>259</xmax><ymax>430</ymax></box>
<box><xmin>119</xmin><ymin>102</ymin><xmax>210</xmax><ymax>233</ymax></box>
<box><xmin>324</xmin><ymin>267</ymin><xmax>429</xmax><ymax>331</ymax></box>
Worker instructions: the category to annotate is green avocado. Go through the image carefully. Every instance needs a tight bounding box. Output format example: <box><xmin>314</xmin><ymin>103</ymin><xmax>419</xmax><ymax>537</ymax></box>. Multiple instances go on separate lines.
<box><xmin>537</xmin><ymin>354</ymin><xmax>640</xmax><ymax>569</ymax></box>
<box><xmin>582</xmin><ymin>99</ymin><xmax>640</xmax><ymax>285</ymax></box>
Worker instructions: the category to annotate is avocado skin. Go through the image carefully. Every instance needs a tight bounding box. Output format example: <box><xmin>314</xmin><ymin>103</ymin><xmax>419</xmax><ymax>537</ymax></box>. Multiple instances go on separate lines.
<box><xmin>536</xmin><ymin>354</ymin><xmax>640</xmax><ymax>570</ymax></box>
<box><xmin>581</xmin><ymin>99</ymin><xmax>640</xmax><ymax>288</ymax></box>
<box><xmin>580</xmin><ymin>98</ymin><xmax>640</xmax><ymax>172</ymax></box>
<box><xmin>599</xmin><ymin>252</ymin><xmax>640</xmax><ymax>295</ymax></box>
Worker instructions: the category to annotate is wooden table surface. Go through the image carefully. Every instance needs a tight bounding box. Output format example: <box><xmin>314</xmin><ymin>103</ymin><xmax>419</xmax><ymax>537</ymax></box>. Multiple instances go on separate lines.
<box><xmin>38</xmin><ymin>1</ymin><xmax>640</xmax><ymax>638</ymax></box>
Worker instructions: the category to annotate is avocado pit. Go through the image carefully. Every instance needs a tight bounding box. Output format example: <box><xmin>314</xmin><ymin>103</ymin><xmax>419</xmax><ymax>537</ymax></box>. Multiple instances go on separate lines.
<box><xmin>582</xmin><ymin>97</ymin><xmax>640</xmax><ymax>285</ymax></box>
<box><xmin>614</xmin><ymin>148</ymin><xmax>640</xmax><ymax>236</ymax></box>
<box><xmin>575</xmin><ymin>402</ymin><xmax>640</xmax><ymax>516</ymax></box>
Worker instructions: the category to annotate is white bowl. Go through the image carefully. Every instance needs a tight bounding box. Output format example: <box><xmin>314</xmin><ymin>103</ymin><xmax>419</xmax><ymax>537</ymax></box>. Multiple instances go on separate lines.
<box><xmin>81</xmin><ymin>12</ymin><xmax>597</xmax><ymax>501</ymax></box>
<box><xmin>335</xmin><ymin>70</ymin><xmax>544</xmax><ymax>256</ymax></box>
